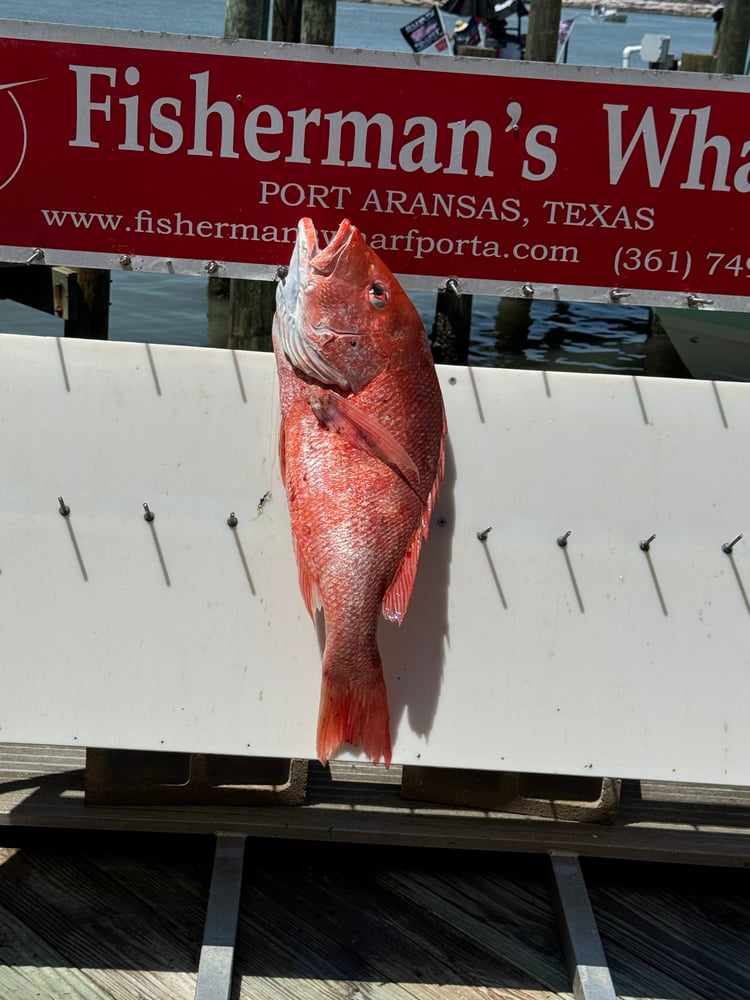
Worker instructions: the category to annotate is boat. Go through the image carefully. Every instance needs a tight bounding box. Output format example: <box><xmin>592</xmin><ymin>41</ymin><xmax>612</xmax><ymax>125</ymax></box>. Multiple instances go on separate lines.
<box><xmin>591</xmin><ymin>2</ymin><xmax>628</xmax><ymax>22</ymax></box>
<box><xmin>654</xmin><ymin>307</ymin><xmax>750</xmax><ymax>381</ymax></box>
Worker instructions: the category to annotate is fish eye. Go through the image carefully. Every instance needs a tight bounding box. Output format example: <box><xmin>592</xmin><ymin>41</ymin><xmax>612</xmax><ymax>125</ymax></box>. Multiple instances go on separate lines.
<box><xmin>369</xmin><ymin>281</ymin><xmax>389</xmax><ymax>309</ymax></box>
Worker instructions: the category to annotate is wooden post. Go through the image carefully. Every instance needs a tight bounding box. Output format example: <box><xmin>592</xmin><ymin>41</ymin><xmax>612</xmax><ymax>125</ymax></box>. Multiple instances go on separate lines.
<box><xmin>225</xmin><ymin>277</ymin><xmax>276</xmax><ymax>352</ymax></box>
<box><xmin>301</xmin><ymin>0</ymin><xmax>336</xmax><ymax>46</ymax></box>
<box><xmin>432</xmin><ymin>284</ymin><xmax>472</xmax><ymax>366</ymax></box>
<box><xmin>222</xmin><ymin>0</ymin><xmax>335</xmax><ymax>352</ymax></box>
<box><xmin>495</xmin><ymin>0</ymin><xmax>562</xmax><ymax>344</ymax></box>
<box><xmin>524</xmin><ymin>0</ymin><xmax>562</xmax><ymax>63</ymax></box>
<box><xmin>273</xmin><ymin>0</ymin><xmax>302</xmax><ymax>43</ymax></box>
<box><xmin>220</xmin><ymin>1</ymin><xmax>274</xmax><ymax>351</ymax></box>
<box><xmin>64</xmin><ymin>268</ymin><xmax>110</xmax><ymax>339</ymax></box>
<box><xmin>715</xmin><ymin>0</ymin><xmax>750</xmax><ymax>74</ymax></box>
<box><xmin>442</xmin><ymin>0</ymin><xmax>563</xmax><ymax>356</ymax></box>
<box><xmin>226</xmin><ymin>280</ymin><xmax>278</xmax><ymax>352</ymax></box>
<box><xmin>224</xmin><ymin>0</ymin><xmax>268</xmax><ymax>37</ymax></box>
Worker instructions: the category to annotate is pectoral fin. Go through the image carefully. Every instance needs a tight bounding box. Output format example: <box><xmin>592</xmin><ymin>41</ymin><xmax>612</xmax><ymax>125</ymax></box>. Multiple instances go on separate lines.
<box><xmin>309</xmin><ymin>389</ymin><xmax>420</xmax><ymax>493</ymax></box>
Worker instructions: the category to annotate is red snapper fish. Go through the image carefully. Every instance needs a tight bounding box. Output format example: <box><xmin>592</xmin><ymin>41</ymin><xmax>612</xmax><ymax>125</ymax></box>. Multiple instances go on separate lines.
<box><xmin>273</xmin><ymin>218</ymin><xmax>446</xmax><ymax>767</ymax></box>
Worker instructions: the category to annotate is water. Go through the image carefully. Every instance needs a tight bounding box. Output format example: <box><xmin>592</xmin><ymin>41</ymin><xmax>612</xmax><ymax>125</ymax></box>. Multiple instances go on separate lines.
<box><xmin>0</xmin><ymin>1</ymin><xmax>717</xmax><ymax>374</ymax></box>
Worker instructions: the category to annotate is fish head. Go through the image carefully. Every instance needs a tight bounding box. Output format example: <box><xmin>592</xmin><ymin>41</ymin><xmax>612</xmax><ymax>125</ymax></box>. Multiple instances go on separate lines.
<box><xmin>275</xmin><ymin>218</ymin><xmax>421</xmax><ymax>394</ymax></box>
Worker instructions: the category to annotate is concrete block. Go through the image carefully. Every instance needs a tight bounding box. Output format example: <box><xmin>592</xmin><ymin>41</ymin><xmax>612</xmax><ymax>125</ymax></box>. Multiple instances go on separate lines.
<box><xmin>400</xmin><ymin>766</ymin><xmax>621</xmax><ymax>824</ymax></box>
<box><xmin>85</xmin><ymin>748</ymin><xmax>308</xmax><ymax>806</ymax></box>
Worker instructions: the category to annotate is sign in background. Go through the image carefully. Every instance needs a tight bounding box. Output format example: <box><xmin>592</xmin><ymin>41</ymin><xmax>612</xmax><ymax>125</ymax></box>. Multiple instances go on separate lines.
<box><xmin>2</xmin><ymin>20</ymin><xmax>750</xmax><ymax>308</ymax></box>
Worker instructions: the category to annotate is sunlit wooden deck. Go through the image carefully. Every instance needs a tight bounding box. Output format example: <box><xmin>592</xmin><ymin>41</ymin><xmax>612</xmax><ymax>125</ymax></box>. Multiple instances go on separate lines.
<box><xmin>0</xmin><ymin>744</ymin><xmax>748</xmax><ymax>999</ymax></box>
<box><xmin>0</xmin><ymin>828</ymin><xmax>748</xmax><ymax>999</ymax></box>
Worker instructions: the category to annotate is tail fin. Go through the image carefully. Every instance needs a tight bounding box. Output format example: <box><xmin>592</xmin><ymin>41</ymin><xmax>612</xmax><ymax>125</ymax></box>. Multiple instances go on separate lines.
<box><xmin>316</xmin><ymin>659</ymin><xmax>392</xmax><ymax>767</ymax></box>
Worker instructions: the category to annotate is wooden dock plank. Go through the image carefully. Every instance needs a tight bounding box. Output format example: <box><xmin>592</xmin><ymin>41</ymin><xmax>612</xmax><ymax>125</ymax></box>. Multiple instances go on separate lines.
<box><xmin>0</xmin><ymin>834</ymin><xmax>206</xmax><ymax>999</ymax></box>
<box><xmin>374</xmin><ymin>863</ymin><xmax>569</xmax><ymax>996</ymax></box>
<box><xmin>585</xmin><ymin>859</ymin><xmax>750</xmax><ymax>1000</ymax></box>
<box><xmin>237</xmin><ymin>845</ymin><xmax>567</xmax><ymax>1000</ymax></box>
<box><xmin>0</xmin><ymin>870</ymin><xmax>113</xmax><ymax>999</ymax></box>
<box><xmin>0</xmin><ymin>824</ymin><xmax>748</xmax><ymax>999</ymax></box>
<box><xmin>0</xmin><ymin>746</ymin><xmax>749</xmax><ymax>999</ymax></box>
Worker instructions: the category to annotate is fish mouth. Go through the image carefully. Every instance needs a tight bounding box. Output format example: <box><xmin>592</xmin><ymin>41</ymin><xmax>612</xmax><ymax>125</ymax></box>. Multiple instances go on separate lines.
<box><xmin>275</xmin><ymin>219</ymin><xmax>356</xmax><ymax>391</ymax></box>
<box><xmin>309</xmin><ymin>219</ymin><xmax>353</xmax><ymax>277</ymax></box>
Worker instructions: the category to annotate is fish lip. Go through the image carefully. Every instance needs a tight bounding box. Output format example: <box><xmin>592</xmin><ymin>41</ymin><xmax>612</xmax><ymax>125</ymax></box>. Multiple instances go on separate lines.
<box><xmin>307</xmin><ymin>220</ymin><xmax>357</xmax><ymax>336</ymax></box>
<box><xmin>275</xmin><ymin>219</ymin><xmax>351</xmax><ymax>391</ymax></box>
<box><xmin>297</xmin><ymin>217</ymin><xmax>319</xmax><ymax>261</ymax></box>
<box><xmin>287</xmin><ymin>218</ymin><xmax>317</xmax><ymax>304</ymax></box>
<box><xmin>310</xmin><ymin>219</ymin><xmax>354</xmax><ymax>277</ymax></box>
<box><xmin>288</xmin><ymin>218</ymin><xmax>354</xmax><ymax>301</ymax></box>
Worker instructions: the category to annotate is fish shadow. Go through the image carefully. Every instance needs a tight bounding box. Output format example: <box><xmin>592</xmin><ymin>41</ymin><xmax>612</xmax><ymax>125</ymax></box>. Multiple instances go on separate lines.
<box><xmin>379</xmin><ymin>433</ymin><xmax>456</xmax><ymax>746</ymax></box>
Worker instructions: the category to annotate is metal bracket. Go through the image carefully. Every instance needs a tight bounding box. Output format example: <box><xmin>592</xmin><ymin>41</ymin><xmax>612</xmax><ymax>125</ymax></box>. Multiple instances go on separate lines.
<box><xmin>550</xmin><ymin>853</ymin><xmax>617</xmax><ymax>1000</ymax></box>
<box><xmin>195</xmin><ymin>832</ymin><xmax>247</xmax><ymax>1000</ymax></box>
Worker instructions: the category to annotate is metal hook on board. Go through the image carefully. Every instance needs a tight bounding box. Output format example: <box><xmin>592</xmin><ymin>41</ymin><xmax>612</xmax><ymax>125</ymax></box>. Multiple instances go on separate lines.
<box><xmin>56</xmin><ymin>496</ymin><xmax>88</xmax><ymax>581</ymax></box>
<box><xmin>722</xmin><ymin>533</ymin><xmax>743</xmax><ymax>554</ymax></box>
<box><xmin>141</xmin><ymin>502</ymin><xmax>170</xmax><ymax>586</ymax></box>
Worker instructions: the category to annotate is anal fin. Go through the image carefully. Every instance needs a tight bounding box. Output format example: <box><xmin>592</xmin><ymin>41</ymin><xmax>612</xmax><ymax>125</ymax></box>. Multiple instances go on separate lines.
<box><xmin>291</xmin><ymin>532</ymin><xmax>321</xmax><ymax>619</ymax></box>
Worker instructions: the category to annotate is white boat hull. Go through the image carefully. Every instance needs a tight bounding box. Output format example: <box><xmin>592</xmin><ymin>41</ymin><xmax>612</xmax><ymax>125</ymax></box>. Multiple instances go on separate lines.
<box><xmin>655</xmin><ymin>308</ymin><xmax>750</xmax><ymax>381</ymax></box>
<box><xmin>591</xmin><ymin>3</ymin><xmax>627</xmax><ymax>21</ymax></box>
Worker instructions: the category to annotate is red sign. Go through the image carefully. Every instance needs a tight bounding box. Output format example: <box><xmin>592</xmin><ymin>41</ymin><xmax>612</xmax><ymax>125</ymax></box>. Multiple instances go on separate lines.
<box><xmin>2</xmin><ymin>20</ymin><xmax>750</xmax><ymax>307</ymax></box>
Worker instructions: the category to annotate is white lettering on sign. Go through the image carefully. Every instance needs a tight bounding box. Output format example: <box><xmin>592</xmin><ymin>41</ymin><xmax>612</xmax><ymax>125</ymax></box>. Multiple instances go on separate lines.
<box><xmin>522</xmin><ymin>125</ymin><xmax>558</xmax><ymax>181</ymax></box>
<box><xmin>68</xmin><ymin>64</ymin><xmax>750</xmax><ymax>199</ymax></box>
<box><xmin>543</xmin><ymin>201</ymin><xmax>655</xmax><ymax>230</ymax></box>
<box><xmin>70</xmin><ymin>65</ymin><xmax>116</xmax><ymax>147</ymax></box>
<box><xmin>67</xmin><ymin>64</ymin><xmax>496</xmax><ymax>179</ymax></box>
<box><xmin>605</xmin><ymin>104</ymin><xmax>750</xmax><ymax>192</ymax></box>
<box><xmin>258</xmin><ymin>181</ymin><xmax>352</xmax><ymax>210</ymax></box>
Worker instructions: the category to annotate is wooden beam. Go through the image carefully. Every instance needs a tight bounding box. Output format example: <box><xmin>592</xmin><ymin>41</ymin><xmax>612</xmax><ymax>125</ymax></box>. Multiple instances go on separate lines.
<box><xmin>0</xmin><ymin>265</ymin><xmax>109</xmax><ymax>337</ymax></box>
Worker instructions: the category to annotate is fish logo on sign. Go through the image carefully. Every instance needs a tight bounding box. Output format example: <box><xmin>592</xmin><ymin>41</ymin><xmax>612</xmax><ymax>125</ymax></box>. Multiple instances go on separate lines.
<box><xmin>0</xmin><ymin>78</ymin><xmax>45</xmax><ymax>192</ymax></box>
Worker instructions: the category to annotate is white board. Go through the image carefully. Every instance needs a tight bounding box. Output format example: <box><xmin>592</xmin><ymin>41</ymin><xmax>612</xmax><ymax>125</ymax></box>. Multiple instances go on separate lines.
<box><xmin>1</xmin><ymin>333</ymin><xmax>750</xmax><ymax>785</ymax></box>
